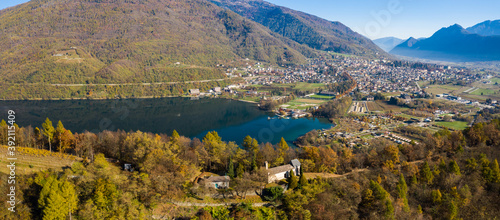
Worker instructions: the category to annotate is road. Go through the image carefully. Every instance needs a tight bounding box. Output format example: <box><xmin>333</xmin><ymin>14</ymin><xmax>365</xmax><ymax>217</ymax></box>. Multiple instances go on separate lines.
<box><xmin>304</xmin><ymin>168</ymin><xmax>368</xmax><ymax>179</ymax></box>
<box><xmin>167</xmin><ymin>200</ymin><xmax>269</xmax><ymax>207</ymax></box>
<box><xmin>50</xmin><ymin>78</ymin><xmax>234</xmax><ymax>87</ymax></box>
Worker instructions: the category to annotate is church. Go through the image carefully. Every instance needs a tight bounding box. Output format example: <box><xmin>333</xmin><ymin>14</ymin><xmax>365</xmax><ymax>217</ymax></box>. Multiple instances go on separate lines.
<box><xmin>265</xmin><ymin>159</ymin><xmax>301</xmax><ymax>183</ymax></box>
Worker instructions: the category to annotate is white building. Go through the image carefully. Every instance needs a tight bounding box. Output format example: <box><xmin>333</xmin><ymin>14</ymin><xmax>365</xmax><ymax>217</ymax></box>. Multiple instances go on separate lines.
<box><xmin>265</xmin><ymin>159</ymin><xmax>301</xmax><ymax>183</ymax></box>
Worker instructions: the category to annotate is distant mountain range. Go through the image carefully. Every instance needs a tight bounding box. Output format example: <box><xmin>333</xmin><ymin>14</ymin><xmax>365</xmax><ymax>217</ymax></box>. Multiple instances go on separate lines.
<box><xmin>0</xmin><ymin>0</ymin><xmax>383</xmax><ymax>85</ymax></box>
<box><xmin>211</xmin><ymin>0</ymin><xmax>384</xmax><ymax>56</ymax></box>
<box><xmin>372</xmin><ymin>37</ymin><xmax>404</xmax><ymax>52</ymax></box>
<box><xmin>390</xmin><ymin>22</ymin><xmax>500</xmax><ymax>62</ymax></box>
<box><xmin>466</xmin><ymin>20</ymin><xmax>500</xmax><ymax>36</ymax></box>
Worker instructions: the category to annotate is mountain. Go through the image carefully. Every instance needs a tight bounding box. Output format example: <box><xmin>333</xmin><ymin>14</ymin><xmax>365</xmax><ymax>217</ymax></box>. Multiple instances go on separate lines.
<box><xmin>466</xmin><ymin>20</ymin><xmax>500</xmax><ymax>36</ymax></box>
<box><xmin>373</xmin><ymin>37</ymin><xmax>404</xmax><ymax>52</ymax></box>
<box><xmin>0</xmin><ymin>0</ymin><xmax>314</xmax><ymax>84</ymax></box>
<box><xmin>390</xmin><ymin>24</ymin><xmax>500</xmax><ymax>62</ymax></box>
<box><xmin>211</xmin><ymin>0</ymin><xmax>384</xmax><ymax>57</ymax></box>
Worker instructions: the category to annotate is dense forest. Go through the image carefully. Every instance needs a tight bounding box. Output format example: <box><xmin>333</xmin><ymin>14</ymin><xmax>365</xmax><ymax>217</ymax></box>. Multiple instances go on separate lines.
<box><xmin>212</xmin><ymin>0</ymin><xmax>384</xmax><ymax>56</ymax></box>
<box><xmin>0</xmin><ymin>79</ymin><xmax>235</xmax><ymax>100</ymax></box>
<box><xmin>0</xmin><ymin>0</ymin><xmax>311</xmax><ymax>85</ymax></box>
<box><xmin>2</xmin><ymin>116</ymin><xmax>500</xmax><ymax>219</ymax></box>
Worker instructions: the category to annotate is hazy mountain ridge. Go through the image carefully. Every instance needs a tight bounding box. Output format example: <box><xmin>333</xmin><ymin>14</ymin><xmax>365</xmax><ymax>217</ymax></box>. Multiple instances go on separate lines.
<box><xmin>211</xmin><ymin>0</ymin><xmax>385</xmax><ymax>56</ymax></box>
<box><xmin>390</xmin><ymin>24</ymin><xmax>500</xmax><ymax>62</ymax></box>
<box><xmin>466</xmin><ymin>19</ymin><xmax>500</xmax><ymax>36</ymax></box>
<box><xmin>0</xmin><ymin>0</ymin><xmax>311</xmax><ymax>84</ymax></box>
<box><xmin>373</xmin><ymin>37</ymin><xmax>404</xmax><ymax>52</ymax></box>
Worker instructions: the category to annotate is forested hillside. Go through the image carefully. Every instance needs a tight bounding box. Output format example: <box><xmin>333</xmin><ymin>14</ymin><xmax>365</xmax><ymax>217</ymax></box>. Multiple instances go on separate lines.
<box><xmin>0</xmin><ymin>0</ymin><xmax>311</xmax><ymax>84</ymax></box>
<box><xmin>212</xmin><ymin>0</ymin><xmax>385</xmax><ymax>56</ymax></box>
<box><xmin>1</xmin><ymin>116</ymin><xmax>500</xmax><ymax>219</ymax></box>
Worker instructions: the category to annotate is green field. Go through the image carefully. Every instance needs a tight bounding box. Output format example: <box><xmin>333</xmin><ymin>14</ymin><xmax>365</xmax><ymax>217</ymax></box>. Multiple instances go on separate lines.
<box><xmin>435</xmin><ymin>121</ymin><xmax>469</xmax><ymax>130</ymax></box>
<box><xmin>470</xmin><ymin>88</ymin><xmax>499</xmax><ymax>96</ymax></box>
<box><xmin>489</xmin><ymin>77</ymin><xmax>500</xmax><ymax>84</ymax></box>
<box><xmin>282</xmin><ymin>98</ymin><xmax>326</xmax><ymax>110</ymax></box>
<box><xmin>246</xmin><ymin>82</ymin><xmax>325</xmax><ymax>93</ymax></box>
<box><xmin>309</xmin><ymin>94</ymin><xmax>335</xmax><ymax>100</ymax></box>
<box><xmin>426</xmin><ymin>84</ymin><xmax>465</xmax><ymax>95</ymax></box>
<box><xmin>294</xmin><ymin>82</ymin><xmax>326</xmax><ymax>91</ymax></box>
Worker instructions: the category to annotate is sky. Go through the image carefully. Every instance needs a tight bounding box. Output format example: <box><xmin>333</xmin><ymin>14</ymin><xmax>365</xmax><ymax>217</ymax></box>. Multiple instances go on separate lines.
<box><xmin>1</xmin><ymin>0</ymin><xmax>499</xmax><ymax>40</ymax></box>
<box><xmin>266</xmin><ymin>0</ymin><xmax>500</xmax><ymax>40</ymax></box>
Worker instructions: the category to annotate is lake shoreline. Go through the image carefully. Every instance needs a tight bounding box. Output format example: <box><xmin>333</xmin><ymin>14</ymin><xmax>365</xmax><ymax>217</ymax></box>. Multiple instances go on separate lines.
<box><xmin>1</xmin><ymin>97</ymin><xmax>333</xmax><ymax>146</ymax></box>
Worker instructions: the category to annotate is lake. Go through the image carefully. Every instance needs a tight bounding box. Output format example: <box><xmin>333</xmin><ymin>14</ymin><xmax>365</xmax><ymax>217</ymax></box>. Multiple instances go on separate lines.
<box><xmin>0</xmin><ymin>98</ymin><xmax>333</xmax><ymax>146</ymax></box>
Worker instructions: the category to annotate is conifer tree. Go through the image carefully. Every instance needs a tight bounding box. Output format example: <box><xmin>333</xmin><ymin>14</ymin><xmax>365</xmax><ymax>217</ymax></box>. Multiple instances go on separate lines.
<box><xmin>448</xmin><ymin>200</ymin><xmax>458</xmax><ymax>220</ymax></box>
<box><xmin>384</xmin><ymin>199</ymin><xmax>395</xmax><ymax>220</ymax></box>
<box><xmin>38</xmin><ymin>175</ymin><xmax>78</xmax><ymax>220</ymax></box>
<box><xmin>228</xmin><ymin>158</ymin><xmax>235</xmax><ymax>178</ymax></box>
<box><xmin>420</xmin><ymin>161</ymin><xmax>434</xmax><ymax>185</ymax></box>
<box><xmin>299</xmin><ymin>166</ymin><xmax>307</xmax><ymax>188</ymax></box>
<box><xmin>490</xmin><ymin>159</ymin><xmax>500</xmax><ymax>183</ymax></box>
<box><xmin>288</xmin><ymin>170</ymin><xmax>298</xmax><ymax>190</ymax></box>
<box><xmin>242</xmin><ymin>135</ymin><xmax>253</xmax><ymax>150</ymax></box>
<box><xmin>431</xmin><ymin>189</ymin><xmax>442</xmax><ymax>204</ymax></box>
<box><xmin>171</xmin><ymin>130</ymin><xmax>180</xmax><ymax>143</ymax></box>
<box><xmin>236</xmin><ymin>163</ymin><xmax>244</xmax><ymax>178</ymax></box>
<box><xmin>449</xmin><ymin>160</ymin><xmax>461</xmax><ymax>175</ymax></box>
<box><xmin>251</xmin><ymin>155</ymin><xmax>258</xmax><ymax>172</ymax></box>
<box><xmin>397</xmin><ymin>174</ymin><xmax>409</xmax><ymax>212</ymax></box>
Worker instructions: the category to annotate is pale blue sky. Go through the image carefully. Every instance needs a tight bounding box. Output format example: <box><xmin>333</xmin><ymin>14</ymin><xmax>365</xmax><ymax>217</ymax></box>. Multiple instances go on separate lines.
<box><xmin>0</xmin><ymin>0</ymin><xmax>27</xmax><ymax>10</ymax></box>
<box><xmin>1</xmin><ymin>0</ymin><xmax>499</xmax><ymax>40</ymax></box>
<box><xmin>266</xmin><ymin>0</ymin><xmax>500</xmax><ymax>40</ymax></box>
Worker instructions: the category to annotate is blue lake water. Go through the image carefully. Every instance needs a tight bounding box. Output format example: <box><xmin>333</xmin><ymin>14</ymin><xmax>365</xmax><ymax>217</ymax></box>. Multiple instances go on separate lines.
<box><xmin>195</xmin><ymin>116</ymin><xmax>333</xmax><ymax>146</ymax></box>
<box><xmin>0</xmin><ymin>97</ymin><xmax>333</xmax><ymax>146</ymax></box>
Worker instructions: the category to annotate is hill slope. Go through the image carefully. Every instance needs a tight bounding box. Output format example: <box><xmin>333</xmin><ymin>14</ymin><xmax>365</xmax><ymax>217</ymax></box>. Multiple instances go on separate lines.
<box><xmin>0</xmin><ymin>0</ymin><xmax>311</xmax><ymax>84</ymax></box>
<box><xmin>466</xmin><ymin>19</ymin><xmax>500</xmax><ymax>36</ymax></box>
<box><xmin>391</xmin><ymin>24</ymin><xmax>500</xmax><ymax>62</ymax></box>
<box><xmin>211</xmin><ymin>0</ymin><xmax>384</xmax><ymax>57</ymax></box>
<box><xmin>373</xmin><ymin>37</ymin><xmax>404</xmax><ymax>52</ymax></box>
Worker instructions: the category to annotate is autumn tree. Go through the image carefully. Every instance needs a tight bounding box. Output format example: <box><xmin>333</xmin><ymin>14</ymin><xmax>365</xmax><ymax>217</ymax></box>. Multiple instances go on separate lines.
<box><xmin>242</xmin><ymin>135</ymin><xmax>259</xmax><ymax>154</ymax></box>
<box><xmin>171</xmin><ymin>130</ymin><xmax>180</xmax><ymax>143</ymax></box>
<box><xmin>431</xmin><ymin>189</ymin><xmax>442</xmax><ymax>204</ymax></box>
<box><xmin>55</xmin><ymin>121</ymin><xmax>74</xmax><ymax>153</ymax></box>
<box><xmin>232</xmin><ymin>173</ymin><xmax>257</xmax><ymax>199</ymax></box>
<box><xmin>276</xmin><ymin>137</ymin><xmax>289</xmax><ymax>165</ymax></box>
<box><xmin>38</xmin><ymin>175</ymin><xmax>78</xmax><ymax>220</ymax></box>
<box><xmin>202</xmin><ymin>131</ymin><xmax>225</xmax><ymax>170</ymax></box>
<box><xmin>0</xmin><ymin>120</ymin><xmax>6</xmax><ymax>145</ymax></box>
<box><xmin>42</xmin><ymin>118</ymin><xmax>55</xmax><ymax>152</ymax></box>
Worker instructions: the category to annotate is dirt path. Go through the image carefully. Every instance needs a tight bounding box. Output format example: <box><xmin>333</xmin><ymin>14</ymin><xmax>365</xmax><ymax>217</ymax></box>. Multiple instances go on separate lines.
<box><xmin>304</xmin><ymin>168</ymin><xmax>369</xmax><ymax>180</ymax></box>
<box><xmin>167</xmin><ymin>200</ymin><xmax>269</xmax><ymax>207</ymax></box>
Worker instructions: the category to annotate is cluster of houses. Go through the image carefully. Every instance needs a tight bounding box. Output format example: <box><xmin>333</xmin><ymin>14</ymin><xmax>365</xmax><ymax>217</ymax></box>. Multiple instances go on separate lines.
<box><xmin>338</xmin><ymin>57</ymin><xmax>483</xmax><ymax>95</ymax></box>
<box><xmin>196</xmin><ymin>159</ymin><xmax>302</xmax><ymax>190</ymax></box>
<box><xmin>436</xmin><ymin>93</ymin><xmax>494</xmax><ymax>109</ymax></box>
<box><xmin>277</xmin><ymin>108</ymin><xmax>311</xmax><ymax>119</ymax></box>
<box><xmin>188</xmin><ymin>87</ymin><xmax>222</xmax><ymax>96</ymax></box>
